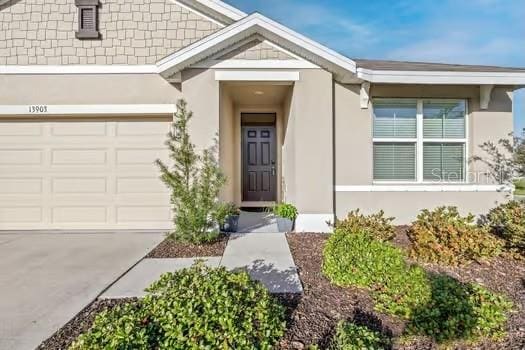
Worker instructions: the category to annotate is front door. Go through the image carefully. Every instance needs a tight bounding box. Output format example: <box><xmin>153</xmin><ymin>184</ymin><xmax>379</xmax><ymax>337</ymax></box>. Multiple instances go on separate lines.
<box><xmin>242</xmin><ymin>125</ymin><xmax>277</xmax><ymax>202</ymax></box>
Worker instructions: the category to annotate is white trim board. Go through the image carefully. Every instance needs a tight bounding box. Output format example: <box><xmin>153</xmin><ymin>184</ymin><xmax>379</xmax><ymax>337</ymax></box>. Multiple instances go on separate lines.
<box><xmin>192</xmin><ymin>59</ymin><xmax>319</xmax><ymax>69</ymax></box>
<box><xmin>0</xmin><ymin>65</ymin><xmax>159</xmax><ymax>75</ymax></box>
<box><xmin>172</xmin><ymin>0</ymin><xmax>246</xmax><ymax>24</ymax></box>
<box><xmin>335</xmin><ymin>185</ymin><xmax>512</xmax><ymax>192</ymax></box>
<box><xmin>0</xmin><ymin>104</ymin><xmax>176</xmax><ymax>116</ymax></box>
<box><xmin>215</xmin><ymin>70</ymin><xmax>300</xmax><ymax>82</ymax></box>
<box><xmin>357</xmin><ymin>68</ymin><xmax>525</xmax><ymax>85</ymax></box>
<box><xmin>295</xmin><ymin>213</ymin><xmax>333</xmax><ymax>233</ymax></box>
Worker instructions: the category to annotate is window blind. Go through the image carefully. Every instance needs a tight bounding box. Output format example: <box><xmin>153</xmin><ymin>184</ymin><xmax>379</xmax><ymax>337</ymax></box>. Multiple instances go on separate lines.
<box><xmin>373</xmin><ymin>99</ymin><xmax>417</xmax><ymax>138</ymax></box>
<box><xmin>423</xmin><ymin>100</ymin><xmax>466</xmax><ymax>139</ymax></box>
<box><xmin>423</xmin><ymin>143</ymin><xmax>465</xmax><ymax>181</ymax></box>
<box><xmin>373</xmin><ymin>143</ymin><xmax>416</xmax><ymax>180</ymax></box>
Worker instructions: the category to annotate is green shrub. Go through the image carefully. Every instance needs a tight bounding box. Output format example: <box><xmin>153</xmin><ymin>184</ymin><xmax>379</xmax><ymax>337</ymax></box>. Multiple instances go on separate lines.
<box><xmin>323</xmin><ymin>229</ymin><xmax>431</xmax><ymax>319</ymax></box>
<box><xmin>71</xmin><ymin>263</ymin><xmax>285</xmax><ymax>350</ymax></box>
<box><xmin>408</xmin><ymin>275</ymin><xmax>513</xmax><ymax>343</ymax></box>
<box><xmin>335</xmin><ymin>209</ymin><xmax>395</xmax><ymax>241</ymax></box>
<box><xmin>273</xmin><ymin>203</ymin><xmax>298</xmax><ymax>221</ymax></box>
<box><xmin>70</xmin><ymin>302</ymin><xmax>157</xmax><ymax>350</ymax></box>
<box><xmin>483</xmin><ymin>200</ymin><xmax>525</xmax><ymax>252</ymax></box>
<box><xmin>408</xmin><ymin>206</ymin><xmax>502</xmax><ymax>266</ymax></box>
<box><xmin>330</xmin><ymin>322</ymin><xmax>391</xmax><ymax>350</ymax></box>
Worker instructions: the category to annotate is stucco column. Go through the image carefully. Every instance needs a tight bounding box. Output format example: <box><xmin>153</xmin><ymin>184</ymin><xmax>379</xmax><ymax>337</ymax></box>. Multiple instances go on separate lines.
<box><xmin>283</xmin><ymin>69</ymin><xmax>334</xmax><ymax>232</ymax></box>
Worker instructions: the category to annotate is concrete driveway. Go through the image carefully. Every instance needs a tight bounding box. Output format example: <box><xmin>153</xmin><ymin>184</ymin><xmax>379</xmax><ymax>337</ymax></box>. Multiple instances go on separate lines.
<box><xmin>0</xmin><ymin>231</ymin><xmax>163</xmax><ymax>350</ymax></box>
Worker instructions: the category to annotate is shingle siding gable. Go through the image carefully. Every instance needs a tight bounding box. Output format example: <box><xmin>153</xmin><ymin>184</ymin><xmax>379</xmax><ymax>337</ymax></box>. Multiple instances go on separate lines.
<box><xmin>0</xmin><ymin>0</ymin><xmax>221</xmax><ymax>65</ymax></box>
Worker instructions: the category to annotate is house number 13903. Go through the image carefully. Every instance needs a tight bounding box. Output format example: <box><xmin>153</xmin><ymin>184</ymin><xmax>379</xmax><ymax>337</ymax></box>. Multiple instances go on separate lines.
<box><xmin>28</xmin><ymin>105</ymin><xmax>48</xmax><ymax>113</ymax></box>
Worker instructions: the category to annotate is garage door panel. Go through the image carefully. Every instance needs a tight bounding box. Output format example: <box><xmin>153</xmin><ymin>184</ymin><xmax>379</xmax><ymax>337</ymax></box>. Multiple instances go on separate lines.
<box><xmin>51</xmin><ymin>122</ymin><xmax>107</xmax><ymax>136</ymax></box>
<box><xmin>117</xmin><ymin>177</ymin><xmax>166</xmax><ymax>194</ymax></box>
<box><xmin>0</xmin><ymin>118</ymin><xmax>173</xmax><ymax>230</ymax></box>
<box><xmin>0</xmin><ymin>207</ymin><xmax>43</xmax><ymax>223</ymax></box>
<box><xmin>0</xmin><ymin>149</ymin><xmax>43</xmax><ymax>165</ymax></box>
<box><xmin>52</xmin><ymin>207</ymin><xmax>108</xmax><ymax>223</ymax></box>
<box><xmin>116</xmin><ymin>148</ymin><xmax>169</xmax><ymax>165</ymax></box>
<box><xmin>51</xmin><ymin>178</ymin><xmax>107</xmax><ymax>194</ymax></box>
<box><xmin>116</xmin><ymin>206</ymin><xmax>172</xmax><ymax>223</ymax></box>
<box><xmin>0</xmin><ymin>123</ymin><xmax>43</xmax><ymax>136</ymax></box>
<box><xmin>0</xmin><ymin>178</ymin><xmax>43</xmax><ymax>194</ymax></box>
<box><xmin>117</xmin><ymin>122</ymin><xmax>170</xmax><ymax>136</ymax></box>
<box><xmin>51</xmin><ymin>149</ymin><xmax>108</xmax><ymax>165</ymax></box>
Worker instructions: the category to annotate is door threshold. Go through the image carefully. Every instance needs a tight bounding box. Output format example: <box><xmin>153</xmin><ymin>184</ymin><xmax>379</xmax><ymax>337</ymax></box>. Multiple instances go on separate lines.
<box><xmin>241</xmin><ymin>201</ymin><xmax>276</xmax><ymax>208</ymax></box>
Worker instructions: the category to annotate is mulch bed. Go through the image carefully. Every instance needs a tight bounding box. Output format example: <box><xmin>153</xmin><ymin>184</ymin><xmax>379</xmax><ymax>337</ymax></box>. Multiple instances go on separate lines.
<box><xmin>37</xmin><ymin>298</ymin><xmax>135</xmax><ymax>350</ymax></box>
<box><xmin>146</xmin><ymin>233</ymin><xmax>229</xmax><ymax>258</ymax></box>
<box><xmin>38</xmin><ymin>230</ymin><xmax>525</xmax><ymax>350</ymax></box>
<box><xmin>280</xmin><ymin>231</ymin><xmax>525</xmax><ymax>350</ymax></box>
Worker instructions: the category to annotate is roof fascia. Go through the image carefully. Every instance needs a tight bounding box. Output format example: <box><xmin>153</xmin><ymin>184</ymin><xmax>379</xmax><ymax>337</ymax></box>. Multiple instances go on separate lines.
<box><xmin>357</xmin><ymin>67</ymin><xmax>525</xmax><ymax>85</ymax></box>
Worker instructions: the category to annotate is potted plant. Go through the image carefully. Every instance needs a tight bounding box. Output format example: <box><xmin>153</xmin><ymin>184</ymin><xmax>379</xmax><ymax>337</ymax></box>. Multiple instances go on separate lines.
<box><xmin>215</xmin><ymin>202</ymin><xmax>241</xmax><ymax>233</ymax></box>
<box><xmin>272</xmin><ymin>203</ymin><xmax>298</xmax><ymax>232</ymax></box>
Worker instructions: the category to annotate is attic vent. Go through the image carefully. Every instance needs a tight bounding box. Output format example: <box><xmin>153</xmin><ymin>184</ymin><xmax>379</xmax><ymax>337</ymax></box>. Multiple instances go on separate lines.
<box><xmin>75</xmin><ymin>0</ymin><xmax>100</xmax><ymax>39</ymax></box>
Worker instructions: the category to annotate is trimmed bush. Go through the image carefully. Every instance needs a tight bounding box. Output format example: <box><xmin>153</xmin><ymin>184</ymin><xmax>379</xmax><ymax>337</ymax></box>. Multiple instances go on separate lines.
<box><xmin>331</xmin><ymin>322</ymin><xmax>391</xmax><ymax>350</ymax></box>
<box><xmin>483</xmin><ymin>200</ymin><xmax>525</xmax><ymax>252</ymax></box>
<box><xmin>335</xmin><ymin>209</ymin><xmax>396</xmax><ymax>242</ymax></box>
<box><xmin>408</xmin><ymin>275</ymin><xmax>513</xmax><ymax>343</ymax></box>
<box><xmin>70</xmin><ymin>263</ymin><xmax>285</xmax><ymax>350</ymax></box>
<box><xmin>323</xmin><ymin>228</ymin><xmax>431</xmax><ymax>319</ymax></box>
<box><xmin>408</xmin><ymin>206</ymin><xmax>502</xmax><ymax>266</ymax></box>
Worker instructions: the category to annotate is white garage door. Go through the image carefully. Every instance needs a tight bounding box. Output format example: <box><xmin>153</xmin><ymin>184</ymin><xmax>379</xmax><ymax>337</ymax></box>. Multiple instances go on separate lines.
<box><xmin>0</xmin><ymin>117</ymin><xmax>173</xmax><ymax>230</ymax></box>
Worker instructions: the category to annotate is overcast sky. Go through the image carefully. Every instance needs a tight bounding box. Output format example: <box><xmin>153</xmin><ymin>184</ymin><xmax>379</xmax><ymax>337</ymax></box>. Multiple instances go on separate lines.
<box><xmin>227</xmin><ymin>0</ymin><xmax>525</xmax><ymax>133</ymax></box>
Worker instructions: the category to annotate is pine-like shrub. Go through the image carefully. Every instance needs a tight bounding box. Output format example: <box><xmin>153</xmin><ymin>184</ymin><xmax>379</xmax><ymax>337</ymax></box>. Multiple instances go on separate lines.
<box><xmin>335</xmin><ymin>209</ymin><xmax>396</xmax><ymax>242</ymax></box>
<box><xmin>483</xmin><ymin>200</ymin><xmax>525</xmax><ymax>252</ymax></box>
<box><xmin>330</xmin><ymin>322</ymin><xmax>391</xmax><ymax>350</ymax></box>
<box><xmin>408</xmin><ymin>206</ymin><xmax>502</xmax><ymax>266</ymax></box>
<box><xmin>323</xmin><ymin>228</ymin><xmax>431</xmax><ymax>319</ymax></box>
<box><xmin>70</xmin><ymin>263</ymin><xmax>286</xmax><ymax>350</ymax></box>
<box><xmin>156</xmin><ymin>99</ymin><xmax>226</xmax><ymax>244</ymax></box>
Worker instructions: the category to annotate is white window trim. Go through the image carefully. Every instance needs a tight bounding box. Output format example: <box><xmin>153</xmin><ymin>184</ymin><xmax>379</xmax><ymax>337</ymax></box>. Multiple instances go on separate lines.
<box><xmin>372</xmin><ymin>98</ymin><xmax>469</xmax><ymax>184</ymax></box>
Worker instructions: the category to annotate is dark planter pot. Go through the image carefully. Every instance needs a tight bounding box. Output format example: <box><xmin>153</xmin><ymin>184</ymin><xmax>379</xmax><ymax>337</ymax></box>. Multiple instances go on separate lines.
<box><xmin>276</xmin><ymin>217</ymin><xmax>294</xmax><ymax>233</ymax></box>
<box><xmin>221</xmin><ymin>215</ymin><xmax>240</xmax><ymax>233</ymax></box>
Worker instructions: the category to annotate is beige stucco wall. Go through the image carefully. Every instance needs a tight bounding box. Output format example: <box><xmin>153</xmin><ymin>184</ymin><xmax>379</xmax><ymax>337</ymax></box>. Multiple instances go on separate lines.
<box><xmin>0</xmin><ymin>74</ymin><xmax>182</xmax><ymax>104</ymax></box>
<box><xmin>0</xmin><ymin>0</ymin><xmax>220</xmax><ymax>65</ymax></box>
<box><xmin>181</xmin><ymin>69</ymin><xmax>219</xmax><ymax>151</ymax></box>
<box><xmin>334</xmin><ymin>83</ymin><xmax>514</xmax><ymax>223</ymax></box>
<box><xmin>283</xmin><ymin>69</ymin><xmax>333</xmax><ymax>215</ymax></box>
<box><xmin>336</xmin><ymin>191</ymin><xmax>509</xmax><ymax>224</ymax></box>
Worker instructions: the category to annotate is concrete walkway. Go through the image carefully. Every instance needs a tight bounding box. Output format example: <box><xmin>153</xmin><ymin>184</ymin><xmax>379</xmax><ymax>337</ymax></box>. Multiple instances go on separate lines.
<box><xmin>221</xmin><ymin>232</ymin><xmax>302</xmax><ymax>293</ymax></box>
<box><xmin>237</xmin><ymin>211</ymin><xmax>279</xmax><ymax>233</ymax></box>
<box><xmin>0</xmin><ymin>231</ymin><xmax>163</xmax><ymax>350</ymax></box>
<box><xmin>103</xmin><ymin>232</ymin><xmax>302</xmax><ymax>298</ymax></box>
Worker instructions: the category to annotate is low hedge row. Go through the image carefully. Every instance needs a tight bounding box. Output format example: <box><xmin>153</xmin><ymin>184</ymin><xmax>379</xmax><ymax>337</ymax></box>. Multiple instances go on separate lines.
<box><xmin>71</xmin><ymin>263</ymin><xmax>285</xmax><ymax>350</ymax></box>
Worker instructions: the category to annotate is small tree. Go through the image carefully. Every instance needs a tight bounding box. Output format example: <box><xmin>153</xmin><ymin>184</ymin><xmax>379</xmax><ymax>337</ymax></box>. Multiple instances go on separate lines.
<box><xmin>472</xmin><ymin>133</ymin><xmax>525</xmax><ymax>186</ymax></box>
<box><xmin>156</xmin><ymin>99</ymin><xmax>226</xmax><ymax>243</ymax></box>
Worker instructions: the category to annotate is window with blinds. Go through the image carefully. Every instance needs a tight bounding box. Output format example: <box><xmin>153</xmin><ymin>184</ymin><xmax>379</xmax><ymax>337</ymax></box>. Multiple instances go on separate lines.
<box><xmin>423</xmin><ymin>143</ymin><xmax>465</xmax><ymax>181</ymax></box>
<box><xmin>423</xmin><ymin>100</ymin><xmax>466</xmax><ymax>138</ymax></box>
<box><xmin>372</xmin><ymin>98</ymin><xmax>467</xmax><ymax>183</ymax></box>
<box><xmin>374</xmin><ymin>143</ymin><xmax>416</xmax><ymax>180</ymax></box>
<box><xmin>373</xmin><ymin>99</ymin><xmax>417</xmax><ymax>138</ymax></box>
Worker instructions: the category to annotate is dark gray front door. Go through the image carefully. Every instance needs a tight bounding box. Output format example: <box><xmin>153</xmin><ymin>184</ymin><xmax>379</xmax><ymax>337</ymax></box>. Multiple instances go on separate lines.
<box><xmin>242</xmin><ymin>125</ymin><xmax>277</xmax><ymax>202</ymax></box>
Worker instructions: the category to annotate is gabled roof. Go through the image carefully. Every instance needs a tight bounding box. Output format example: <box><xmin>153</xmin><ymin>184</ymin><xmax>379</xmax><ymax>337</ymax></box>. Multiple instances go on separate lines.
<box><xmin>157</xmin><ymin>13</ymin><xmax>359</xmax><ymax>83</ymax></box>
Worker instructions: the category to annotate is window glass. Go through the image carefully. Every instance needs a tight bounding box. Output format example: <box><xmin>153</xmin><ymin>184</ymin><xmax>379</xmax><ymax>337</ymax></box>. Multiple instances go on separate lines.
<box><xmin>373</xmin><ymin>99</ymin><xmax>417</xmax><ymax>138</ymax></box>
<box><xmin>423</xmin><ymin>100</ymin><xmax>466</xmax><ymax>138</ymax></box>
<box><xmin>373</xmin><ymin>143</ymin><xmax>416</xmax><ymax>181</ymax></box>
<box><xmin>423</xmin><ymin>143</ymin><xmax>465</xmax><ymax>181</ymax></box>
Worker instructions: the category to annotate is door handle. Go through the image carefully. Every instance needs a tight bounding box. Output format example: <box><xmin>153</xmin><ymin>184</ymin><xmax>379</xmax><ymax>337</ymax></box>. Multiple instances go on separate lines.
<box><xmin>271</xmin><ymin>166</ymin><xmax>276</xmax><ymax>176</ymax></box>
